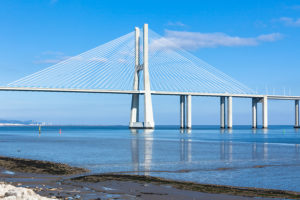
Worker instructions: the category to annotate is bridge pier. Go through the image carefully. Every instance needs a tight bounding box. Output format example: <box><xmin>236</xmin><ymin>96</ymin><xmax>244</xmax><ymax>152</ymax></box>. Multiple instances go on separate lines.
<box><xmin>179</xmin><ymin>95</ymin><xmax>192</xmax><ymax>129</ymax></box>
<box><xmin>220</xmin><ymin>97</ymin><xmax>225</xmax><ymax>129</ymax></box>
<box><xmin>295</xmin><ymin>100</ymin><xmax>299</xmax><ymax>128</ymax></box>
<box><xmin>180</xmin><ymin>95</ymin><xmax>186</xmax><ymax>129</ymax></box>
<box><xmin>143</xmin><ymin>24</ymin><xmax>154</xmax><ymax>129</ymax></box>
<box><xmin>219</xmin><ymin>96</ymin><xmax>233</xmax><ymax>129</ymax></box>
<box><xmin>129</xmin><ymin>27</ymin><xmax>142</xmax><ymax>128</ymax></box>
<box><xmin>186</xmin><ymin>95</ymin><xmax>192</xmax><ymax>129</ymax></box>
<box><xmin>252</xmin><ymin>97</ymin><xmax>268</xmax><ymax>129</ymax></box>
<box><xmin>143</xmin><ymin>24</ymin><xmax>155</xmax><ymax>129</ymax></box>
<box><xmin>252</xmin><ymin>98</ymin><xmax>258</xmax><ymax>128</ymax></box>
<box><xmin>262</xmin><ymin>96</ymin><xmax>268</xmax><ymax>129</ymax></box>
<box><xmin>227</xmin><ymin>96</ymin><xmax>232</xmax><ymax>129</ymax></box>
<box><xmin>129</xmin><ymin>24</ymin><xmax>154</xmax><ymax>129</ymax></box>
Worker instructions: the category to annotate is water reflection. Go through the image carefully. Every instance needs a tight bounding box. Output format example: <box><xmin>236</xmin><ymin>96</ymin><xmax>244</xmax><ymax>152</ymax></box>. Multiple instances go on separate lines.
<box><xmin>130</xmin><ymin>130</ymin><xmax>139</xmax><ymax>174</ymax></box>
<box><xmin>180</xmin><ymin>136</ymin><xmax>192</xmax><ymax>163</ymax></box>
<box><xmin>251</xmin><ymin>142</ymin><xmax>268</xmax><ymax>160</ymax></box>
<box><xmin>180</xmin><ymin>129</ymin><xmax>192</xmax><ymax>134</ymax></box>
<box><xmin>220</xmin><ymin>141</ymin><xmax>233</xmax><ymax>161</ymax></box>
<box><xmin>263</xmin><ymin>143</ymin><xmax>268</xmax><ymax>160</ymax></box>
<box><xmin>252</xmin><ymin>143</ymin><xmax>257</xmax><ymax>160</ymax></box>
<box><xmin>130</xmin><ymin>129</ymin><xmax>153</xmax><ymax>175</ymax></box>
<box><xmin>295</xmin><ymin>144</ymin><xmax>300</xmax><ymax>156</ymax></box>
<box><xmin>144</xmin><ymin>130</ymin><xmax>153</xmax><ymax>175</ymax></box>
<box><xmin>130</xmin><ymin>128</ymin><xmax>300</xmax><ymax>175</ymax></box>
<box><xmin>262</xmin><ymin>128</ymin><xmax>268</xmax><ymax>134</ymax></box>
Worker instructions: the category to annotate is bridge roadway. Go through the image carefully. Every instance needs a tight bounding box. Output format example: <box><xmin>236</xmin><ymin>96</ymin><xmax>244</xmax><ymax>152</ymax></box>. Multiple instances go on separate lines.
<box><xmin>1</xmin><ymin>86</ymin><xmax>299</xmax><ymax>129</ymax></box>
<box><xmin>0</xmin><ymin>86</ymin><xmax>299</xmax><ymax>100</ymax></box>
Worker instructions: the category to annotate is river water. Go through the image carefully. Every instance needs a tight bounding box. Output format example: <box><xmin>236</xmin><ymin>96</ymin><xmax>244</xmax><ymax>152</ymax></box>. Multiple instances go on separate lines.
<box><xmin>1</xmin><ymin>125</ymin><xmax>300</xmax><ymax>191</ymax></box>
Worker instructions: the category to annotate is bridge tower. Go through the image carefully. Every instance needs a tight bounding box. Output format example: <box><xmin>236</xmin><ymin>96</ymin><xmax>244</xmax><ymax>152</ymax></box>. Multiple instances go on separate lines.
<box><xmin>129</xmin><ymin>24</ymin><xmax>155</xmax><ymax>129</ymax></box>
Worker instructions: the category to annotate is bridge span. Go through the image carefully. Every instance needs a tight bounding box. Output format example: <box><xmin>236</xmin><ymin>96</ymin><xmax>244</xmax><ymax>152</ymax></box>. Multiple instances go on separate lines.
<box><xmin>0</xmin><ymin>86</ymin><xmax>299</xmax><ymax>129</ymax></box>
<box><xmin>2</xmin><ymin>86</ymin><xmax>300</xmax><ymax>100</ymax></box>
<box><xmin>1</xmin><ymin>24</ymin><xmax>299</xmax><ymax>129</ymax></box>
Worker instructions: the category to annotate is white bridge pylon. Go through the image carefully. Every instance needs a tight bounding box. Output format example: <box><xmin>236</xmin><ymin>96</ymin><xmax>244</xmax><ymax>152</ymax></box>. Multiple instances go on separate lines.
<box><xmin>129</xmin><ymin>24</ymin><xmax>155</xmax><ymax>129</ymax></box>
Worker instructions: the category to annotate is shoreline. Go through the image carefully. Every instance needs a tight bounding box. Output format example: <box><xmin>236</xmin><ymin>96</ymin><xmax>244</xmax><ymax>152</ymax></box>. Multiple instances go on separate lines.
<box><xmin>0</xmin><ymin>156</ymin><xmax>300</xmax><ymax>199</ymax></box>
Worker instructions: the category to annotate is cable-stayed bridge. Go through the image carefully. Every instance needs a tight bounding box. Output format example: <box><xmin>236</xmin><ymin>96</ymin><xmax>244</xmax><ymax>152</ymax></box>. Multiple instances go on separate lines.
<box><xmin>1</xmin><ymin>24</ymin><xmax>299</xmax><ymax>129</ymax></box>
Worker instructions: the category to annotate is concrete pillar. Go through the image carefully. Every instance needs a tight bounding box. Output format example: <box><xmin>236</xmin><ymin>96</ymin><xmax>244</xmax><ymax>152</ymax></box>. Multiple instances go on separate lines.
<box><xmin>143</xmin><ymin>24</ymin><xmax>155</xmax><ymax>129</ymax></box>
<box><xmin>262</xmin><ymin>96</ymin><xmax>268</xmax><ymax>129</ymax></box>
<box><xmin>252</xmin><ymin>98</ymin><xmax>258</xmax><ymax>128</ymax></box>
<box><xmin>186</xmin><ymin>95</ymin><xmax>192</xmax><ymax>129</ymax></box>
<box><xmin>295</xmin><ymin>100</ymin><xmax>299</xmax><ymax>128</ymax></box>
<box><xmin>227</xmin><ymin>96</ymin><xmax>232</xmax><ymax>129</ymax></box>
<box><xmin>180</xmin><ymin>95</ymin><xmax>186</xmax><ymax>129</ymax></box>
<box><xmin>220</xmin><ymin>96</ymin><xmax>225</xmax><ymax>129</ymax></box>
<box><xmin>129</xmin><ymin>27</ymin><xmax>140</xmax><ymax>128</ymax></box>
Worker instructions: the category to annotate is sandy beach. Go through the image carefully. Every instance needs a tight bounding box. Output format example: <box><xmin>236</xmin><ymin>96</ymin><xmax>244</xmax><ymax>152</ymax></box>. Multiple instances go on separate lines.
<box><xmin>0</xmin><ymin>156</ymin><xmax>299</xmax><ymax>200</ymax></box>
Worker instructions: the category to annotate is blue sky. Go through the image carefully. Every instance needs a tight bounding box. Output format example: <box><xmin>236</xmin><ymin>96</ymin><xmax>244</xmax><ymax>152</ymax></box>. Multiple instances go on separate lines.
<box><xmin>0</xmin><ymin>0</ymin><xmax>300</xmax><ymax>125</ymax></box>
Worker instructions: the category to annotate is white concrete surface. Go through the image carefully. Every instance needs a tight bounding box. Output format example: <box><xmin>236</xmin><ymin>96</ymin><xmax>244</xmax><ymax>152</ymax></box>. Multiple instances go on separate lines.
<box><xmin>227</xmin><ymin>96</ymin><xmax>232</xmax><ymax>129</ymax></box>
<box><xmin>143</xmin><ymin>24</ymin><xmax>154</xmax><ymax>128</ymax></box>
<box><xmin>186</xmin><ymin>95</ymin><xmax>192</xmax><ymax>129</ymax></box>
<box><xmin>129</xmin><ymin>27</ymin><xmax>141</xmax><ymax>128</ymax></box>
<box><xmin>295</xmin><ymin>100</ymin><xmax>299</xmax><ymax>127</ymax></box>
<box><xmin>263</xmin><ymin>96</ymin><xmax>268</xmax><ymax>128</ymax></box>
<box><xmin>252</xmin><ymin>98</ymin><xmax>258</xmax><ymax>128</ymax></box>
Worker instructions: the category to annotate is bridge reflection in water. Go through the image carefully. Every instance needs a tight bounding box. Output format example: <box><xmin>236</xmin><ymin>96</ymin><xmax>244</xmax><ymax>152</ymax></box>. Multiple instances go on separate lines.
<box><xmin>130</xmin><ymin>129</ymin><xmax>153</xmax><ymax>175</ymax></box>
<box><xmin>129</xmin><ymin>129</ymin><xmax>300</xmax><ymax>175</ymax></box>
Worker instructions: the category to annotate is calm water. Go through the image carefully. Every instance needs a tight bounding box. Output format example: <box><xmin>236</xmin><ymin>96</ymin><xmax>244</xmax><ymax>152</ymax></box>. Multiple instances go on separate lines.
<box><xmin>1</xmin><ymin>125</ymin><xmax>300</xmax><ymax>191</ymax></box>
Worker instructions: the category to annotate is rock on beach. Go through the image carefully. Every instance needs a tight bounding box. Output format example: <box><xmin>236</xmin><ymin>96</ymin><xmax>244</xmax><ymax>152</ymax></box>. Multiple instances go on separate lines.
<box><xmin>0</xmin><ymin>182</ymin><xmax>56</xmax><ymax>200</ymax></box>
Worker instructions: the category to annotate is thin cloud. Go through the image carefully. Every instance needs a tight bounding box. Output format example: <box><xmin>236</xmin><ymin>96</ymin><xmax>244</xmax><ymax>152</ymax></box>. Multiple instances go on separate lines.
<box><xmin>34</xmin><ymin>56</ymin><xmax>70</xmax><ymax>64</ymax></box>
<box><xmin>257</xmin><ymin>33</ymin><xmax>282</xmax><ymax>42</ymax></box>
<box><xmin>150</xmin><ymin>30</ymin><xmax>282</xmax><ymax>50</ymax></box>
<box><xmin>34</xmin><ymin>59</ymin><xmax>64</xmax><ymax>64</ymax></box>
<box><xmin>166</xmin><ymin>21</ymin><xmax>186</xmax><ymax>27</ymax></box>
<box><xmin>286</xmin><ymin>5</ymin><xmax>300</xmax><ymax>10</ymax></box>
<box><xmin>279</xmin><ymin>17</ymin><xmax>300</xmax><ymax>27</ymax></box>
<box><xmin>41</xmin><ymin>51</ymin><xmax>64</xmax><ymax>56</ymax></box>
<box><xmin>34</xmin><ymin>51</ymin><xmax>70</xmax><ymax>64</ymax></box>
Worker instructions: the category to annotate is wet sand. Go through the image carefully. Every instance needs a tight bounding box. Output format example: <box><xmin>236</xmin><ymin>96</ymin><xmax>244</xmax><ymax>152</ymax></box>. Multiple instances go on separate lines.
<box><xmin>0</xmin><ymin>156</ymin><xmax>300</xmax><ymax>199</ymax></box>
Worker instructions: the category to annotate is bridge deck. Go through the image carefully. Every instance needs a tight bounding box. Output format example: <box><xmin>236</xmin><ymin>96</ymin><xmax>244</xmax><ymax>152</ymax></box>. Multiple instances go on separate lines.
<box><xmin>0</xmin><ymin>87</ymin><xmax>299</xmax><ymax>100</ymax></box>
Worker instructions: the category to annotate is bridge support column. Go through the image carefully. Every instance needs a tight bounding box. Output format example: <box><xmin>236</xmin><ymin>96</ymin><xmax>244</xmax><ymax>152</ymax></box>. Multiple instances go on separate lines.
<box><xmin>130</xmin><ymin>94</ymin><xmax>140</xmax><ymax>127</ymax></box>
<box><xmin>129</xmin><ymin>27</ymin><xmax>142</xmax><ymax>128</ymax></box>
<box><xmin>180</xmin><ymin>95</ymin><xmax>186</xmax><ymax>129</ymax></box>
<box><xmin>186</xmin><ymin>95</ymin><xmax>192</xmax><ymax>129</ymax></box>
<box><xmin>143</xmin><ymin>24</ymin><xmax>155</xmax><ymax>129</ymax></box>
<box><xmin>227</xmin><ymin>96</ymin><xmax>232</xmax><ymax>129</ymax></box>
<box><xmin>220</xmin><ymin>97</ymin><xmax>225</xmax><ymax>129</ymax></box>
<box><xmin>295</xmin><ymin>100</ymin><xmax>299</xmax><ymax>128</ymax></box>
<box><xmin>262</xmin><ymin>96</ymin><xmax>268</xmax><ymax>129</ymax></box>
<box><xmin>252</xmin><ymin>98</ymin><xmax>258</xmax><ymax>128</ymax></box>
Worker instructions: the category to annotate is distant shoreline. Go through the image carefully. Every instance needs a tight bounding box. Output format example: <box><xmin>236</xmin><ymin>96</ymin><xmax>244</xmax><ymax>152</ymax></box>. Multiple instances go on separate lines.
<box><xmin>0</xmin><ymin>124</ymin><xmax>129</xmax><ymax>127</ymax></box>
<box><xmin>0</xmin><ymin>123</ymin><xmax>41</xmax><ymax>126</ymax></box>
<box><xmin>0</xmin><ymin>124</ymin><xmax>295</xmax><ymax>127</ymax></box>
